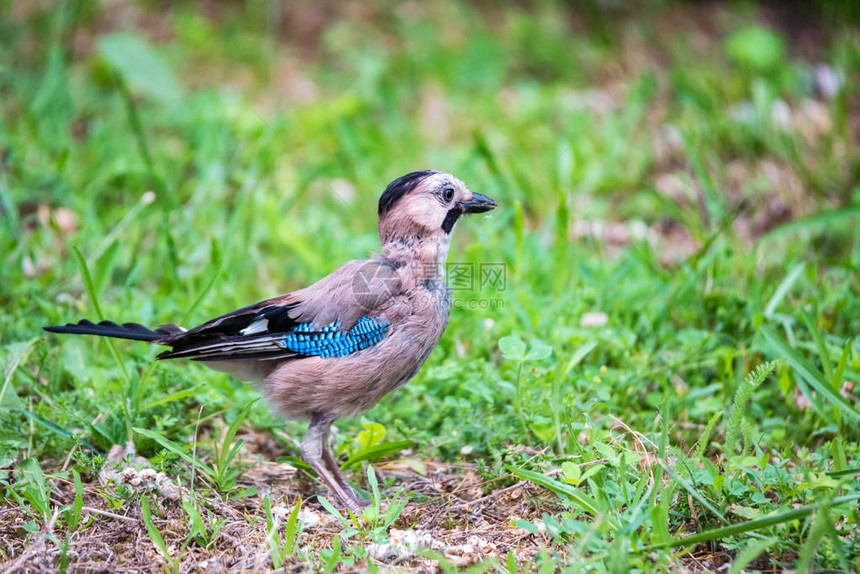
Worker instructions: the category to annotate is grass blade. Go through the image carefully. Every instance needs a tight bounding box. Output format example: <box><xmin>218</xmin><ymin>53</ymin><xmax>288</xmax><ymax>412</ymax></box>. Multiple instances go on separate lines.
<box><xmin>761</xmin><ymin>326</ymin><xmax>860</xmax><ymax>423</ymax></box>
<box><xmin>317</xmin><ymin>496</ymin><xmax>348</xmax><ymax>527</ymax></box>
<box><xmin>561</xmin><ymin>341</ymin><xmax>598</xmax><ymax>380</ymax></box>
<box><xmin>367</xmin><ymin>464</ymin><xmax>380</xmax><ymax>515</ymax></box>
<box><xmin>647</xmin><ymin>494</ymin><xmax>859</xmax><ymax>549</ymax></box>
<box><xmin>133</xmin><ymin>426</ymin><xmax>215</xmax><ymax>482</ymax></box>
<box><xmin>19</xmin><ymin>458</ymin><xmax>50</xmax><ymax>520</ymax></box>
<box><xmin>692</xmin><ymin>411</ymin><xmax>722</xmax><ymax>460</ymax></box>
<box><xmin>1</xmin><ymin>339</ymin><xmax>37</xmax><ymax>410</ymax></box>
<box><xmin>802</xmin><ymin>310</ymin><xmax>833</xmax><ymax>383</ymax></box>
<box><xmin>73</xmin><ymin>246</ymin><xmax>130</xmax><ymax>386</ymax></box>
<box><xmin>508</xmin><ymin>465</ymin><xmax>613</xmax><ymax>528</ymax></box>
<box><xmin>727</xmin><ymin>536</ymin><xmax>778</xmax><ymax>574</ymax></box>
<box><xmin>658</xmin><ymin>460</ymin><xmax>727</xmax><ymax>524</ymax></box>
<box><xmin>68</xmin><ymin>469</ymin><xmax>84</xmax><ymax>531</ymax></box>
<box><xmin>832</xmin><ymin>338</ymin><xmax>852</xmax><ymax>392</ymax></box>
<box><xmin>73</xmin><ymin>247</ymin><xmax>105</xmax><ymax>320</ymax></box>
<box><xmin>217</xmin><ymin>398</ymin><xmax>258</xmax><ymax>471</ymax></box>
<box><xmin>263</xmin><ymin>496</ymin><xmax>283</xmax><ymax>569</ymax></box>
<box><xmin>796</xmin><ymin>497</ymin><xmax>833</xmax><ymax>573</ymax></box>
<box><xmin>140</xmin><ymin>384</ymin><xmax>205</xmax><ymax>413</ymax></box>
<box><xmin>141</xmin><ymin>496</ymin><xmax>174</xmax><ymax>567</ymax></box>
<box><xmin>341</xmin><ymin>440</ymin><xmax>413</xmax><ymax>469</ymax></box>
<box><xmin>21</xmin><ymin>410</ymin><xmax>97</xmax><ymax>452</ymax></box>
<box><xmin>763</xmin><ymin>263</ymin><xmax>804</xmax><ymax>318</ymax></box>
<box><xmin>762</xmin><ymin>204</ymin><xmax>860</xmax><ymax>240</ymax></box>
<box><xmin>182</xmin><ymin>236</ymin><xmax>224</xmax><ymax>324</ymax></box>
<box><xmin>284</xmin><ymin>496</ymin><xmax>302</xmax><ymax>556</ymax></box>
<box><xmin>826</xmin><ymin>467</ymin><xmax>860</xmax><ymax>478</ymax></box>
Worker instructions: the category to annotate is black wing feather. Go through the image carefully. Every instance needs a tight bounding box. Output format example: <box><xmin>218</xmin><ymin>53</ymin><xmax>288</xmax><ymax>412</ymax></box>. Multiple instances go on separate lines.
<box><xmin>44</xmin><ymin>320</ymin><xmax>172</xmax><ymax>341</ymax></box>
<box><xmin>157</xmin><ymin>300</ymin><xmax>302</xmax><ymax>361</ymax></box>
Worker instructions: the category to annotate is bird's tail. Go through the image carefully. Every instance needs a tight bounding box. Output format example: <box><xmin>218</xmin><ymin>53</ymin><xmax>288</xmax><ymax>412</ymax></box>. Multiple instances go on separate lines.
<box><xmin>44</xmin><ymin>320</ymin><xmax>177</xmax><ymax>342</ymax></box>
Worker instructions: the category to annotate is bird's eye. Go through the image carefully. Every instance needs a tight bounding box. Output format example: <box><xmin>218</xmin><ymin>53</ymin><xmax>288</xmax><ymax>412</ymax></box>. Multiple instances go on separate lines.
<box><xmin>443</xmin><ymin>188</ymin><xmax>455</xmax><ymax>203</ymax></box>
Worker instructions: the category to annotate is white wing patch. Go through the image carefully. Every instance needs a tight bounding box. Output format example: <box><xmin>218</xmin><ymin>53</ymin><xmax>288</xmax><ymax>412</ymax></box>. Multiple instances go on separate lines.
<box><xmin>240</xmin><ymin>318</ymin><xmax>269</xmax><ymax>336</ymax></box>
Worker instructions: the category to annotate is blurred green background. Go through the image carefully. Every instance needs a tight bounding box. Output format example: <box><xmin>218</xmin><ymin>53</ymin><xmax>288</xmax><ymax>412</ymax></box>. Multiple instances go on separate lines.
<box><xmin>2</xmin><ymin>0</ymin><xmax>860</xmax><ymax>570</ymax></box>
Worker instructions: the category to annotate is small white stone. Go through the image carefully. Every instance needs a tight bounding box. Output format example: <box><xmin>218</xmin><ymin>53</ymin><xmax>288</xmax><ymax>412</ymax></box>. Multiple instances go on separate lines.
<box><xmin>297</xmin><ymin>508</ymin><xmax>322</xmax><ymax>529</ymax></box>
<box><xmin>157</xmin><ymin>483</ymin><xmax>180</xmax><ymax>500</ymax></box>
<box><xmin>729</xmin><ymin>102</ymin><xmax>755</xmax><ymax>124</ymax></box>
<box><xmin>22</xmin><ymin>256</ymin><xmax>36</xmax><ymax>277</ymax></box>
<box><xmin>629</xmin><ymin>220</ymin><xmax>649</xmax><ymax>240</ymax></box>
<box><xmin>580</xmin><ymin>311</ymin><xmax>608</xmax><ymax>328</ymax></box>
<box><xmin>771</xmin><ymin>100</ymin><xmax>792</xmax><ymax>128</ymax></box>
<box><xmin>366</xmin><ymin>529</ymin><xmax>435</xmax><ymax>562</ymax></box>
<box><xmin>139</xmin><ymin>468</ymin><xmax>157</xmax><ymax>481</ymax></box>
<box><xmin>814</xmin><ymin>64</ymin><xmax>842</xmax><ymax>99</ymax></box>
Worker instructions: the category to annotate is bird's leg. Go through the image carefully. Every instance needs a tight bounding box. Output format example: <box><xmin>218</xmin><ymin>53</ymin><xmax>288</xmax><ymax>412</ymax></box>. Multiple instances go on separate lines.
<box><xmin>301</xmin><ymin>413</ymin><xmax>366</xmax><ymax>514</ymax></box>
<box><xmin>322</xmin><ymin>445</ymin><xmax>371</xmax><ymax>509</ymax></box>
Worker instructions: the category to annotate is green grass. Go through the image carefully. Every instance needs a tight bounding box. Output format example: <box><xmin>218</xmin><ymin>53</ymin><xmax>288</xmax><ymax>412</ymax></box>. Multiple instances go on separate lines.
<box><xmin>2</xmin><ymin>0</ymin><xmax>860</xmax><ymax>571</ymax></box>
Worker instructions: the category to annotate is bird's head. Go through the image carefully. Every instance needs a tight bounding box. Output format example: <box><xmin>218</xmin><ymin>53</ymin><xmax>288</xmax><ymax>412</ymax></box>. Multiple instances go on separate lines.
<box><xmin>377</xmin><ymin>170</ymin><xmax>496</xmax><ymax>246</ymax></box>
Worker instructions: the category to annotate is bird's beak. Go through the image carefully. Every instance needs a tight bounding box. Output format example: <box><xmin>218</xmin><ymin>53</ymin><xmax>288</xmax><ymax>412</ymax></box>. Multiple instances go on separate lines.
<box><xmin>460</xmin><ymin>193</ymin><xmax>497</xmax><ymax>214</ymax></box>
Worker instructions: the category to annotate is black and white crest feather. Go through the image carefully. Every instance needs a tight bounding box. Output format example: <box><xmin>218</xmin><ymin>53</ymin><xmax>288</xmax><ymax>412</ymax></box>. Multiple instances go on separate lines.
<box><xmin>377</xmin><ymin>170</ymin><xmax>439</xmax><ymax>216</ymax></box>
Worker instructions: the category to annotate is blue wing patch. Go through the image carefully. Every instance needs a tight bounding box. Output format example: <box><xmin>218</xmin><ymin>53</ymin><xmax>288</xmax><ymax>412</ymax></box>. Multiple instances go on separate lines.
<box><xmin>282</xmin><ymin>316</ymin><xmax>389</xmax><ymax>358</ymax></box>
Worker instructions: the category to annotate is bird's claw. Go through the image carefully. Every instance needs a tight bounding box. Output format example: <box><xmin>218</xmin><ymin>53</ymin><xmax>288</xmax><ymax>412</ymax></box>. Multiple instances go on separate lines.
<box><xmin>339</xmin><ymin>493</ymin><xmax>371</xmax><ymax>514</ymax></box>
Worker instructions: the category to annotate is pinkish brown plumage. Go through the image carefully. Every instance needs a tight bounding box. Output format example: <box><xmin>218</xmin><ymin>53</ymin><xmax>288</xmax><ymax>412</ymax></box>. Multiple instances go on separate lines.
<box><xmin>44</xmin><ymin>170</ymin><xmax>496</xmax><ymax>511</ymax></box>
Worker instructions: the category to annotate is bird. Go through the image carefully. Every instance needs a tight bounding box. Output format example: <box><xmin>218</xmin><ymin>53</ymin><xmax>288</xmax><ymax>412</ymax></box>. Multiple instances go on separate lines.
<box><xmin>44</xmin><ymin>170</ymin><xmax>496</xmax><ymax>512</ymax></box>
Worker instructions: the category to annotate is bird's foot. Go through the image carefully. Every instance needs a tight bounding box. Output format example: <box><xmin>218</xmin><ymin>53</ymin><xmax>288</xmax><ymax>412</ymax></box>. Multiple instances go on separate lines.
<box><xmin>337</xmin><ymin>491</ymin><xmax>371</xmax><ymax>515</ymax></box>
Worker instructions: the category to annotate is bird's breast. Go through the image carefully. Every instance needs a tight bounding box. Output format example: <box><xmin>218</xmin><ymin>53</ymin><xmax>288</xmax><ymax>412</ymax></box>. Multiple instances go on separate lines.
<box><xmin>262</xmin><ymin>291</ymin><xmax>449</xmax><ymax>418</ymax></box>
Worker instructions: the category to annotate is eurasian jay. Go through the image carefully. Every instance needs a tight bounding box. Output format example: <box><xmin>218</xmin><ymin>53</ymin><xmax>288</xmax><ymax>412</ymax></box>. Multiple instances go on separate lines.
<box><xmin>45</xmin><ymin>170</ymin><xmax>496</xmax><ymax>512</ymax></box>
